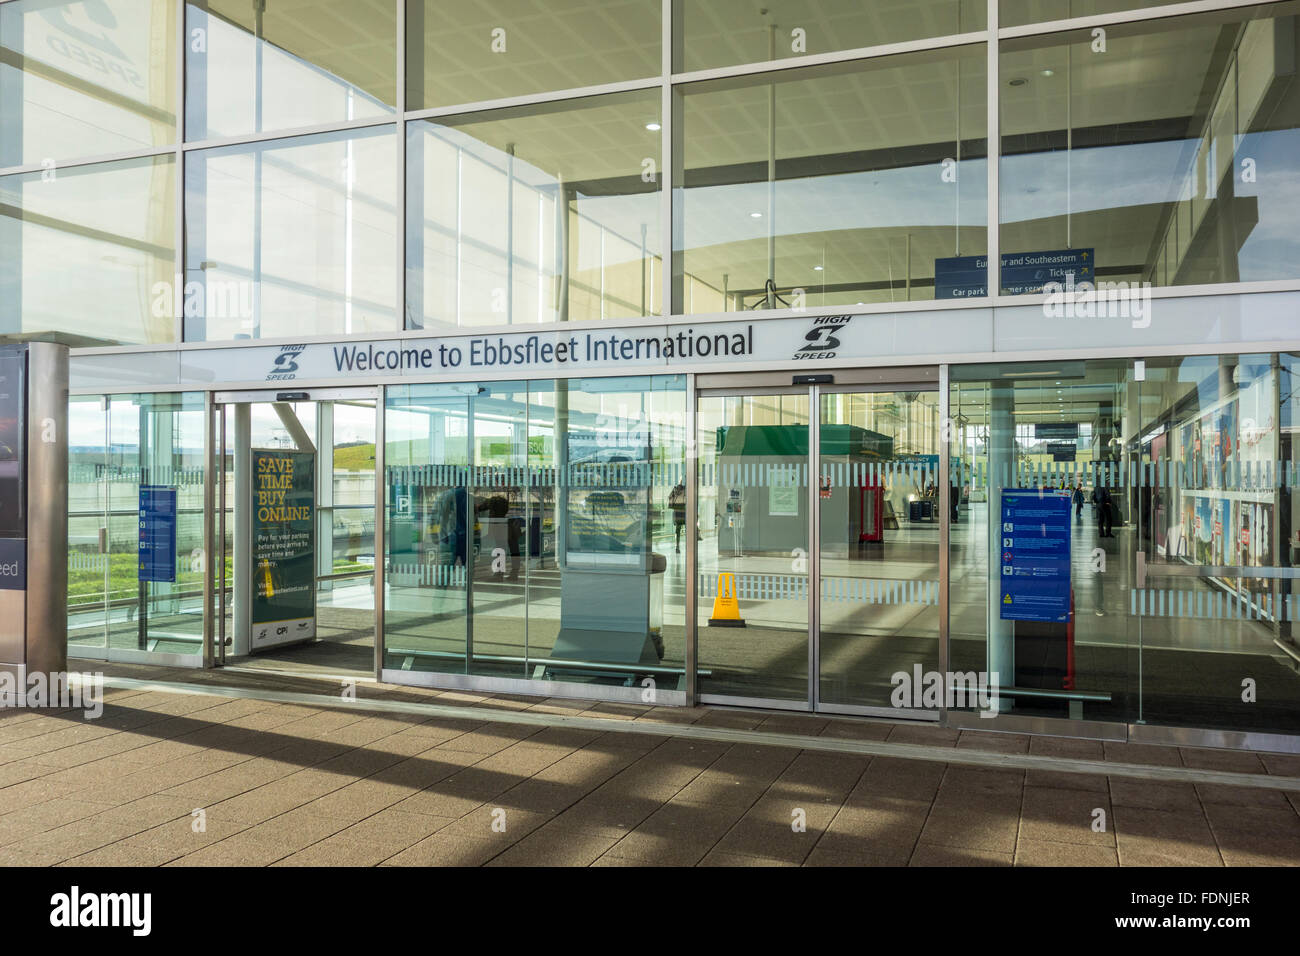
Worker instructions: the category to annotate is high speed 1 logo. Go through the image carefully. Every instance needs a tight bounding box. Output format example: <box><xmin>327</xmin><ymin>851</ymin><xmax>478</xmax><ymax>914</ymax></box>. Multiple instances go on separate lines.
<box><xmin>794</xmin><ymin>315</ymin><xmax>852</xmax><ymax>360</ymax></box>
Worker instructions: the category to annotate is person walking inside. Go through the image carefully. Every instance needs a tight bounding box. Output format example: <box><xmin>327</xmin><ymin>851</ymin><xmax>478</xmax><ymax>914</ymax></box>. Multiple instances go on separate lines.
<box><xmin>1094</xmin><ymin>485</ymin><xmax>1114</xmax><ymax>538</ymax></box>
<box><xmin>669</xmin><ymin>482</ymin><xmax>687</xmax><ymax>552</ymax></box>
<box><xmin>1072</xmin><ymin>482</ymin><xmax>1084</xmax><ymax>521</ymax></box>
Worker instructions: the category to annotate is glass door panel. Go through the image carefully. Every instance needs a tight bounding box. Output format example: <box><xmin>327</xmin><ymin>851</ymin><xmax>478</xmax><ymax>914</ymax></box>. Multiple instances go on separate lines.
<box><xmin>68</xmin><ymin>395</ymin><xmax>109</xmax><ymax>660</ymax></box>
<box><xmin>817</xmin><ymin>390</ymin><xmax>941</xmax><ymax>711</ymax></box>
<box><xmin>697</xmin><ymin>390</ymin><xmax>810</xmax><ymax>703</ymax></box>
<box><xmin>384</xmin><ymin>387</ymin><xmax>473</xmax><ymax>674</ymax></box>
<box><xmin>315</xmin><ymin>398</ymin><xmax>377</xmax><ymax>669</ymax></box>
<box><xmin>1133</xmin><ymin>353</ymin><xmax>1300</xmax><ymax>736</ymax></box>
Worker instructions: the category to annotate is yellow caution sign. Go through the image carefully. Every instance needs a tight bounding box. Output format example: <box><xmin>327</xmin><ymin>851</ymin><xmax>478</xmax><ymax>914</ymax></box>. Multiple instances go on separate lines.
<box><xmin>1003</xmin><ymin>593</ymin><xmax>1012</xmax><ymax>604</ymax></box>
<box><xmin>708</xmin><ymin>572</ymin><xmax>746</xmax><ymax>628</ymax></box>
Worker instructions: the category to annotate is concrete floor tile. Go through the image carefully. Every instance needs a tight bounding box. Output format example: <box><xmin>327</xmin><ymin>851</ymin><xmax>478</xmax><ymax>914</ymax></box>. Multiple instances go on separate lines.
<box><xmin>804</xmin><ymin>843</ymin><xmax>912</xmax><ymax>866</ymax></box>
<box><xmin>886</xmin><ymin>724</ymin><xmax>959</xmax><ymax>747</ymax></box>
<box><xmin>602</xmin><ymin>803</ymin><xmax>742</xmax><ymax>866</ymax></box>
<box><xmin>166</xmin><ymin>833</ymin><xmax>299</xmax><ymax>866</ymax></box>
<box><xmin>1018</xmin><ymin>786</ymin><xmax>1114</xmax><ymax>847</ymax></box>
<box><xmin>1179</xmin><ymin>748</ymin><xmax>1266</xmax><ymax>774</ymax></box>
<box><xmin>1014</xmin><ymin>839</ymin><xmax>1118</xmax><ymax>867</ymax></box>
<box><xmin>485</xmin><ymin>822</ymin><xmax>622</xmax><ymax>866</ymax></box>
<box><xmin>698</xmin><ymin>849</ymin><xmax>798</xmax><ymax>866</ymax></box>
<box><xmin>1201</xmin><ymin>802</ymin><xmax>1300</xmax><ymax>838</ymax></box>
<box><xmin>1028</xmin><ymin>736</ymin><xmax>1105</xmax><ymax>760</ymax></box>
<box><xmin>1108</xmin><ymin>778</ymin><xmax>1201</xmax><ymax>811</ymax></box>
<box><xmin>1194</xmin><ymin>783</ymin><xmax>1293</xmax><ymax>810</ymax></box>
<box><xmin>909</xmin><ymin>844</ymin><xmax>1013</xmax><ymax>866</ymax></box>
<box><xmin>273</xmin><ymin>834</ymin><xmax>406</xmax><ymax>867</ymax></box>
<box><xmin>58</xmin><ymin>842</ymin><xmax>184</xmax><ymax>867</ymax></box>
<box><xmin>1024</xmin><ymin>770</ymin><xmax>1108</xmax><ymax>793</ymax></box>
<box><xmin>380</xmin><ymin>832</ymin><xmax>504</xmax><ymax>867</ymax></box>
<box><xmin>919</xmin><ymin>806</ymin><xmax>1020</xmax><ymax>852</ymax></box>
<box><xmin>337</xmin><ymin>809</ymin><xmax>455</xmax><ymax>846</ymax></box>
<box><xmin>956</xmin><ymin>732</ymin><xmax>1031</xmax><ymax>754</ymax></box>
<box><xmin>1102</xmin><ymin>742</ymin><xmax>1183</xmax><ymax>767</ymax></box>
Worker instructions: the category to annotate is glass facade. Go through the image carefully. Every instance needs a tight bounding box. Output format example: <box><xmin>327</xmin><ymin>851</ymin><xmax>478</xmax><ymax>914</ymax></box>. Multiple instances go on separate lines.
<box><xmin>950</xmin><ymin>353</ymin><xmax>1300</xmax><ymax>735</ymax></box>
<box><xmin>676</xmin><ymin>0</ymin><xmax>985</xmax><ymax>73</ymax></box>
<box><xmin>4</xmin><ymin>1</ymin><xmax>1295</xmax><ymax>745</ymax></box>
<box><xmin>1000</xmin><ymin>4</ymin><xmax>1300</xmax><ymax>291</ymax></box>
<box><xmin>184</xmin><ymin>126</ymin><xmax>398</xmax><ymax>342</ymax></box>
<box><xmin>68</xmin><ymin>391</ymin><xmax>206</xmax><ymax>662</ymax></box>
<box><xmin>185</xmin><ymin>0</ymin><xmax>397</xmax><ymax>141</ymax></box>
<box><xmin>675</xmin><ymin>47</ymin><xmax>987</xmax><ymax>313</ymax></box>
<box><xmin>0</xmin><ymin>155</ymin><xmax>176</xmax><ymax>345</ymax></box>
<box><xmin>384</xmin><ymin>374</ymin><xmax>687</xmax><ymax>688</ymax></box>
<box><xmin>0</xmin><ymin>0</ymin><xmax>176</xmax><ymax>167</ymax></box>
<box><xmin>405</xmin><ymin>0</ymin><xmax>661</xmax><ymax>109</ymax></box>
<box><xmin>2</xmin><ymin>1</ymin><xmax>1298</xmax><ymax>344</ymax></box>
<box><xmin>406</xmin><ymin>90</ymin><xmax>662</xmax><ymax>330</ymax></box>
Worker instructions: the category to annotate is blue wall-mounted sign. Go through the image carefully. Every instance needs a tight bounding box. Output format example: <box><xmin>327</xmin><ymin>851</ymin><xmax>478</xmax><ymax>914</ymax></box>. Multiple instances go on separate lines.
<box><xmin>934</xmin><ymin>249</ymin><xmax>1095</xmax><ymax>298</ymax></box>
<box><xmin>138</xmin><ymin>485</ymin><xmax>177</xmax><ymax>584</ymax></box>
<box><xmin>999</xmin><ymin>489</ymin><xmax>1072</xmax><ymax>623</ymax></box>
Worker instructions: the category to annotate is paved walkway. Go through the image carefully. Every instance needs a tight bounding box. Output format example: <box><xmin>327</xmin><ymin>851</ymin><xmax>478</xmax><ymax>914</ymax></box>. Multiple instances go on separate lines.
<box><xmin>0</xmin><ymin>662</ymin><xmax>1297</xmax><ymax>866</ymax></box>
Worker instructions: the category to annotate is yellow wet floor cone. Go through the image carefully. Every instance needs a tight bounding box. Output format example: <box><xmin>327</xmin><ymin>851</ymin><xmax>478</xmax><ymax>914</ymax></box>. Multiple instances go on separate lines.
<box><xmin>708</xmin><ymin>572</ymin><xmax>746</xmax><ymax>627</ymax></box>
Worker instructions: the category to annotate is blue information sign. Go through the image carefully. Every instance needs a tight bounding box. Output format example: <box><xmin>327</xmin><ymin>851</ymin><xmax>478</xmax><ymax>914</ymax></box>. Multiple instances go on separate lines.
<box><xmin>999</xmin><ymin>489</ymin><xmax>1072</xmax><ymax>623</ymax></box>
<box><xmin>934</xmin><ymin>249</ymin><xmax>1094</xmax><ymax>298</ymax></box>
<box><xmin>138</xmin><ymin>485</ymin><xmax>177</xmax><ymax>584</ymax></box>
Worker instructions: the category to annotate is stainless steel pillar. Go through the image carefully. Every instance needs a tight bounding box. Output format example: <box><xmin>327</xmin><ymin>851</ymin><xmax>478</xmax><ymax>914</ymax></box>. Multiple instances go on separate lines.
<box><xmin>0</xmin><ymin>343</ymin><xmax>69</xmax><ymax>690</ymax></box>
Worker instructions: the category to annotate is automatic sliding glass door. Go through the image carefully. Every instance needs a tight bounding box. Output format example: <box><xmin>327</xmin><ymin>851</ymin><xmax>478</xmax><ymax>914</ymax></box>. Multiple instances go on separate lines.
<box><xmin>696</xmin><ymin>389</ymin><xmax>812</xmax><ymax>705</ymax></box>
<box><xmin>696</xmin><ymin>381</ymin><xmax>941</xmax><ymax>716</ymax></box>
<box><xmin>816</xmin><ymin>388</ymin><xmax>941</xmax><ymax>714</ymax></box>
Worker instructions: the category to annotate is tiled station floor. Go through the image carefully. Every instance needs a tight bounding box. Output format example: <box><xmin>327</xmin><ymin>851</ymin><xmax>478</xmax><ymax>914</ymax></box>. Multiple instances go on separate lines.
<box><xmin>0</xmin><ymin>662</ymin><xmax>1296</xmax><ymax>867</ymax></box>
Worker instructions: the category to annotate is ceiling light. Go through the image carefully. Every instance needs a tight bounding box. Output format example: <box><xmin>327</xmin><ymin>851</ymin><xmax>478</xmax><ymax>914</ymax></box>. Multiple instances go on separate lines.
<box><xmin>750</xmin><ymin>212</ymin><xmax>762</xmax><ymax>218</ymax></box>
<box><xmin>1040</xmin><ymin>69</ymin><xmax>1055</xmax><ymax>77</ymax></box>
<box><xmin>813</xmin><ymin>265</ymin><xmax>823</xmax><ymax>271</ymax></box>
<box><xmin>645</xmin><ymin>122</ymin><xmax>661</xmax><ymax>131</ymax></box>
<box><xmin>1009</xmin><ymin>77</ymin><xmax>1029</xmax><ymax>87</ymax></box>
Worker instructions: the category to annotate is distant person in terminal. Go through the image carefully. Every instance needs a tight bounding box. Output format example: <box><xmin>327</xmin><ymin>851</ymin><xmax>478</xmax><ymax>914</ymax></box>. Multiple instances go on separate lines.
<box><xmin>1072</xmin><ymin>482</ymin><xmax>1084</xmax><ymax>520</ymax></box>
<box><xmin>1094</xmin><ymin>485</ymin><xmax>1115</xmax><ymax>537</ymax></box>
<box><xmin>670</xmin><ymin>482</ymin><xmax>687</xmax><ymax>552</ymax></box>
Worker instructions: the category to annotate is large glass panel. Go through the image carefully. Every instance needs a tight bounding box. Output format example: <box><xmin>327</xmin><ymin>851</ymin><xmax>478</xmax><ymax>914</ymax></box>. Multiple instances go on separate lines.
<box><xmin>818</xmin><ymin>390</ymin><xmax>941</xmax><ymax>709</ymax></box>
<box><xmin>184</xmin><ymin>126</ymin><xmax>398</xmax><ymax>341</ymax></box>
<box><xmin>949</xmin><ymin>362</ymin><xmax>1137</xmax><ymax>723</ymax></box>
<box><xmin>407</xmin><ymin>90</ymin><xmax>662</xmax><ymax>331</ymax></box>
<box><xmin>185</xmin><ymin>0</ymin><xmax>397</xmax><ymax>141</ymax></box>
<box><xmin>1001</xmin><ymin>5</ymin><xmax>1300</xmax><ymax>292</ymax></box>
<box><xmin>384</xmin><ymin>375</ymin><xmax>687</xmax><ymax>693</ymax></box>
<box><xmin>385</xmin><ymin>385</ymin><xmax>472</xmax><ymax>674</ymax></box>
<box><xmin>675</xmin><ymin>47</ymin><xmax>987</xmax><ymax>314</ymax></box>
<box><xmin>0</xmin><ymin>155</ymin><xmax>176</xmax><ymax>345</ymax></box>
<box><xmin>316</xmin><ymin>399</ymin><xmax>377</xmax><ymax>663</ymax></box>
<box><xmin>948</xmin><ymin>354</ymin><xmax>1300</xmax><ymax>737</ymax></box>
<box><xmin>0</xmin><ymin>0</ymin><xmax>176</xmax><ymax>168</ymax></box>
<box><xmin>1002</xmin><ymin>0</ymin><xmax>1191</xmax><ymax>27</ymax></box>
<box><xmin>677</xmin><ymin>0</ymin><xmax>985</xmax><ymax>73</ymax></box>
<box><xmin>68</xmin><ymin>395</ymin><xmax>109</xmax><ymax>659</ymax></box>
<box><xmin>697</xmin><ymin>391</ymin><xmax>810</xmax><ymax>701</ymax></box>
<box><xmin>1132</xmin><ymin>353</ymin><xmax>1300</xmax><ymax>736</ymax></box>
<box><xmin>68</xmin><ymin>392</ymin><xmax>206</xmax><ymax>662</ymax></box>
<box><xmin>406</xmin><ymin>0</ymin><xmax>661</xmax><ymax>110</ymax></box>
